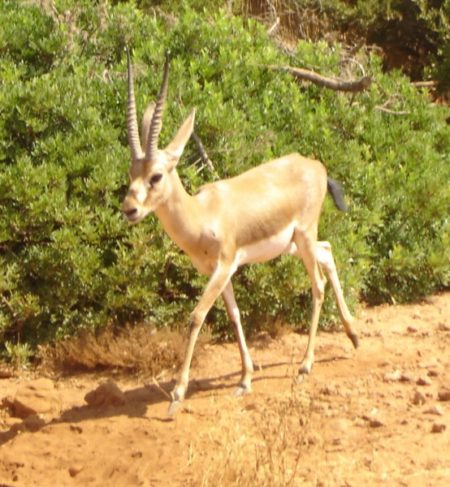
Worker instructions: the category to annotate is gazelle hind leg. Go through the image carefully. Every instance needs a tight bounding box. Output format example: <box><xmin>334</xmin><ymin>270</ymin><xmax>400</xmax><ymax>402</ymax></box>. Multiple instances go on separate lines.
<box><xmin>294</xmin><ymin>230</ymin><xmax>327</xmax><ymax>375</ymax></box>
<box><xmin>315</xmin><ymin>241</ymin><xmax>358</xmax><ymax>348</ymax></box>
<box><xmin>222</xmin><ymin>282</ymin><xmax>253</xmax><ymax>396</ymax></box>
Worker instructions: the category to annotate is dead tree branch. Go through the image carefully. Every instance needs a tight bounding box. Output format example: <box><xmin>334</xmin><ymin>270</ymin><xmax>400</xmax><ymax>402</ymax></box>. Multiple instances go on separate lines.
<box><xmin>268</xmin><ymin>65</ymin><xmax>372</xmax><ymax>92</ymax></box>
<box><xmin>374</xmin><ymin>105</ymin><xmax>410</xmax><ymax>115</ymax></box>
<box><xmin>411</xmin><ymin>80</ymin><xmax>437</xmax><ymax>88</ymax></box>
<box><xmin>267</xmin><ymin>16</ymin><xmax>280</xmax><ymax>35</ymax></box>
<box><xmin>191</xmin><ymin>132</ymin><xmax>215</xmax><ymax>172</ymax></box>
<box><xmin>374</xmin><ymin>93</ymin><xmax>410</xmax><ymax>115</ymax></box>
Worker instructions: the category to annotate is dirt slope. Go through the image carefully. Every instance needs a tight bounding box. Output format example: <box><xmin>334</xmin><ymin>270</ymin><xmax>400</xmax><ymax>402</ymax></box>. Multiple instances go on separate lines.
<box><xmin>1</xmin><ymin>293</ymin><xmax>449</xmax><ymax>486</ymax></box>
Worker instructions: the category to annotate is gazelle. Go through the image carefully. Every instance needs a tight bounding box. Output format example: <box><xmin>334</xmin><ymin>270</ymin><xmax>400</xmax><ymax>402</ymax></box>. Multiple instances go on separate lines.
<box><xmin>122</xmin><ymin>52</ymin><xmax>358</xmax><ymax>415</ymax></box>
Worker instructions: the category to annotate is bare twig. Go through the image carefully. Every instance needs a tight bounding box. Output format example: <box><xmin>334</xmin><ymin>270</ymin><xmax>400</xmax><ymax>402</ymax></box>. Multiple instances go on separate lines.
<box><xmin>411</xmin><ymin>80</ymin><xmax>438</xmax><ymax>88</ymax></box>
<box><xmin>191</xmin><ymin>132</ymin><xmax>215</xmax><ymax>172</ymax></box>
<box><xmin>340</xmin><ymin>56</ymin><xmax>366</xmax><ymax>78</ymax></box>
<box><xmin>267</xmin><ymin>16</ymin><xmax>280</xmax><ymax>36</ymax></box>
<box><xmin>268</xmin><ymin>65</ymin><xmax>372</xmax><ymax>92</ymax></box>
<box><xmin>151</xmin><ymin>377</ymin><xmax>172</xmax><ymax>401</ymax></box>
<box><xmin>375</xmin><ymin>94</ymin><xmax>410</xmax><ymax>115</ymax></box>
<box><xmin>374</xmin><ymin>106</ymin><xmax>410</xmax><ymax>115</ymax></box>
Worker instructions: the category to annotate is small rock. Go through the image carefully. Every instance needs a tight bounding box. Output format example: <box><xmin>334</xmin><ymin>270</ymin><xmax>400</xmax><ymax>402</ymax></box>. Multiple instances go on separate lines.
<box><xmin>320</xmin><ymin>385</ymin><xmax>336</xmax><ymax>396</ymax></box>
<box><xmin>305</xmin><ymin>432</ymin><xmax>321</xmax><ymax>445</ymax></box>
<box><xmin>0</xmin><ymin>368</ymin><xmax>14</xmax><ymax>379</ymax></box>
<box><xmin>9</xmin><ymin>378</ymin><xmax>61</xmax><ymax>419</ymax></box>
<box><xmin>23</xmin><ymin>414</ymin><xmax>45</xmax><ymax>432</ymax></box>
<box><xmin>418</xmin><ymin>358</ymin><xmax>439</xmax><ymax>369</ymax></box>
<box><xmin>431</xmin><ymin>423</ymin><xmax>446</xmax><ymax>434</ymax></box>
<box><xmin>411</xmin><ymin>390</ymin><xmax>427</xmax><ymax>405</ymax></box>
<box><xmin>437</xmin><ymin>390</ymin><xmax>450</xmax><ymax>402</ymax></box>
<box><xmin>84</xmin><ymin>381</ymin><xmax>126</xmax><ymax>407</ymax></box>
<box><xmin>368</xmin><ymin>418</ymin><xmax>385</xmax><ymax>428</ymax></box>
<box><xmin>427</xmin><ymin>369</ymin><xmax>439</xmax><ymax>377</ymax></box>
<box><xmin>437</xmin><ymin>322</ymin><xmax>450</xmax><ymax>332</ymax></box>
<box><xmin>423</xmin><ymin>405</ymin><xmax>445</xmax><ymax>416</ymax></box>
<box><xmin>362</xmin><ymin>410</ymin><xmax>386</xmax><ymax>428</ymax></box>
<box><xmin>399</xmin><ymin>373</ymin><xmax>414</xmax><ymax>383</ymax></box>
<box><xmin>407</xmin><ymin>325</ymin><xmax>418</xmax><ymax>333</ymax></box>
<box><xmin>383</xmin><ymin>370</ymin><xmax>402</xmax><ymax>382</ymax></box>
<box><xmin>68</xmin><ymin>465</ymin><xmax>83</xmax><ymax>477</ymax></box>
<box><xmin>379</xmin><ymin>361</ymin><xmax>392</xmax><ymax>368</ymax></box>
<box><xmin>69</xmin><ymin>424</ymin><xmax>83</xmax><ymax>434</ymax></box>
<box><xmin>2</xmin><ymin>416</ymin><xmax>23</xmax><ymax>429</ymax></box>
<box><xmin>416</xmin><ymin>376</ymin><xmax>432</xmax><ymax>386</ymax></box>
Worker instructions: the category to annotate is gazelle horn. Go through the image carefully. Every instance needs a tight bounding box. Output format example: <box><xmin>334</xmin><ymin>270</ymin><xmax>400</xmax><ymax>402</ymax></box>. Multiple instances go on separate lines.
<box><xmin>145</xmin><ymin>51</ymin><xmax>170</xmax><ymax>161</ymax></box>
<box><xmin>126</xmin><ymin>47</ymin><xmax>144</xmax><ymax>162</ymax></box>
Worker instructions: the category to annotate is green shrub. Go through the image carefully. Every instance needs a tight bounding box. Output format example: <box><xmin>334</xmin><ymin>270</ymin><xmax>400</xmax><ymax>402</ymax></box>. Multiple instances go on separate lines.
<box><xmin>0</xmin><ymin>0</ymin><xmax>448</xmax><ymax>352</ymax></box>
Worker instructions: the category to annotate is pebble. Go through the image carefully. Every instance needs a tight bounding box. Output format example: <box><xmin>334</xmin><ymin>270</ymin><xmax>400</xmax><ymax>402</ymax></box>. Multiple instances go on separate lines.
<box><xmin>418</xmin><ymin>358</ymin><xmax>440</xmax><ymax>369</ymax></box>
<box><xmin>437</xmin><ymin>322</ymin><xmax>450</xmax><ymax>332</ymax></box>
<box><xmin>383</xmin><ymin>370</ymin><xmax>414</xmax><ymax>383</ymax></box>
<box><xmin>369</xmin><ymin>418</ymin><xmax>385</xmax><ymax>428</ymax></box>
<box><xmin>423</xmin><ymin>405</ymin><xmax>445</xmax><ymax>416</ymax></box>
<box><xmin>437</xmin><ymin>390</ymin><xmax>450</xmax><ymax>402</ymax></box>
<box><xmin>362</xmin><ymin>410</ymin><xmax>386</xmax><ymax>428</ymax></box>
<box><xmin>411</xmin><ymin>390</ymin><xmax>427</xmax><ymax>406</ymax></box>
<box><xmin>431</xmin><ymin>423</ymin><xmax>446</xmax><ymax>434</ymax></box>
<box><xmin>69</xmin><ymin>424</ymin><xmax>83</xmax><ymax>434</ymax></box>
<box><xmin>383</xmin><ymin>370</ymin><xmax>402</xmax><ymax>382</ymax></box>
<box><xmin>4</xmin><ymin>378</ymin><xmax>61</xmax><ymax>419</ymax></box>
<box><xmin>84</xmin><ymin>381</ymin><xmax>126</xmax><ymax>407</ymax></box>
<box><xmin>0</xmin><ymin>368</ymin><xmax>14</xmax><ymax>379</ymax></box>
<box><xmin>416</xmin><ymin>376</ymin><xmax>432</xmax><ymax>386</ymax></box>
<box><xmin>23</xmin><ymin>414</ymin><xmax>45</xmax><ymax>432</ymax></box>
<box><xmin>68</xmin><ymin>465</ymin><xmax>83</xmax><ymax>477</ymax></box>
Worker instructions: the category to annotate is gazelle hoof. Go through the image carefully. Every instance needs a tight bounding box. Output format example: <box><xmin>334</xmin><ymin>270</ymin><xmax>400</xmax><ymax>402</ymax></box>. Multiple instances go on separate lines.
<box><xmin>233</xmin><ymin>385</ymin><xmax>251</xmax><ymax>397</ymax></box>
<box><xmin>167</xmin><ymin>400</ymin><xmax>182</xmax><ymax>417</ymax></box>
<box><xmin>298</xmin><ymin>362</ymin><xmax>313</xmax><ymax>376</ymax></box>
<box><xmin>347</xmin><ymin>332</ymin><xmax>359</xmax><ymax>349</ymax></box>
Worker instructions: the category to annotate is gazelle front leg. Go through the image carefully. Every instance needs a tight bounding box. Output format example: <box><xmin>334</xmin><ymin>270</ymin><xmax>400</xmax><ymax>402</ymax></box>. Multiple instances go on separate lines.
<box><xmin>169</xmin><ymin>258</ymin><xmax>237</xmax><ymax>415</ymax></box>
<box><xmin>222</xmin><ymin>282</ymin><xmax>254</xmax><ymax>396</ymax></box>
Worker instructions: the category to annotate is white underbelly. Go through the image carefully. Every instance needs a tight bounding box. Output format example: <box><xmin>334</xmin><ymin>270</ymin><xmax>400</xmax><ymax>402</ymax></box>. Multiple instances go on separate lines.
<box><xmin>237</xmin><ymin>224</ymin><xmax>297</xmax><ymax>265</ymax></box>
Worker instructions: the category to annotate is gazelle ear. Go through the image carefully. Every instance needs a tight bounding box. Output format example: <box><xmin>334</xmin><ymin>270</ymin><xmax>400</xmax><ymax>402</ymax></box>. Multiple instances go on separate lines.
<box><xmin>164</xmin><ymin>108</ymin><xmax>196</xmax><ymax>168</ymax></box>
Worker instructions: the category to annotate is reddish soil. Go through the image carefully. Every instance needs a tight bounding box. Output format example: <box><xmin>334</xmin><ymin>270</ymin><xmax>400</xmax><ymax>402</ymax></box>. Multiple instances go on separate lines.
<box><xmin>1</xmin><ymin>293</ymin><xmax>449</xmax><ymax>486</ymax></box>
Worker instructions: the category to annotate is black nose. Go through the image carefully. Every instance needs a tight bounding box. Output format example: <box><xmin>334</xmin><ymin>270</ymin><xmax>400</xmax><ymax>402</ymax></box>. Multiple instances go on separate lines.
<box><xmin>124</xmin><ymin>207</ymin><xmax>138</xmax><ymax>219</ymax></box>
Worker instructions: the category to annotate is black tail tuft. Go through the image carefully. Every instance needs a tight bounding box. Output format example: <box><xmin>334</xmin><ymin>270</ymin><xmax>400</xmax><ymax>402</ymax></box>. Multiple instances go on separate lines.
<box><xmin>327</xmin><ymin>177</ymin><xmax>348</xmax><ymax>212</ymax></box>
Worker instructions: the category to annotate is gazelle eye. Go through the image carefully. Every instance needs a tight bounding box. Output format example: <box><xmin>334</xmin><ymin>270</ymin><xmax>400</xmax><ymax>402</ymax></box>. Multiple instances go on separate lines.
<box><xmin>149</xmin><ymin>173</ymin><xmax>163</xmax><ymax>186</ymax></box>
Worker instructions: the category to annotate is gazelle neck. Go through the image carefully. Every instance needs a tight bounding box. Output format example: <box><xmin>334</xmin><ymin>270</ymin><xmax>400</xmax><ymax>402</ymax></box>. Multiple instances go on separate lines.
<box><xmin>154</xmin><ymin>170</ymin><xmax>203</xmax><ymax>253</ymax></box>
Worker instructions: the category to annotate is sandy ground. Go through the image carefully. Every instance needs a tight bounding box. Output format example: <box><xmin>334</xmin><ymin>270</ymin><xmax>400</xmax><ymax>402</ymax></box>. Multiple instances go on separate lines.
<box><xmin>1</xmin><ymin>293</ymin><xmax>449</xmax><ymax>486</ymax></box>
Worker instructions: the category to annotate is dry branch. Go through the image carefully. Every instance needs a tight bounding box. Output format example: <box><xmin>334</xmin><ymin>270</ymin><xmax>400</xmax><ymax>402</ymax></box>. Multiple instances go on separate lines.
<box><xmin>191</xmin><ymin>132</ymin><xmax>215</xmax><ymax>172</ymax></box>
<box><xmin>374</xmin><ymin>106</ymin><xmax>410</xmax><ymax>116</ymax></box>
<box><xmin>374</xmin><ymin>94</ymin><xmax>410</xmax><ymax>116</ymax></box>
<box><xmin>268</xmin><ymin>65</ymin><xmax>372</xmax><ymax>92</ymax></box>
<box><xmin>267</xmin><ymin>16</ymin><xmax>281</xmax><ymax>35</ymax></box>
<box><xmin>411</xmin><ymin>80</ymin><xmax>438</xmax><ymax>88</ymax></box>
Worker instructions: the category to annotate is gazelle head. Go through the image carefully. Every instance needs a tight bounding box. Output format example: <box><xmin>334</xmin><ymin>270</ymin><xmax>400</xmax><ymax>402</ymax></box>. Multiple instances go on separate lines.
<box><xmin>122</xmin><ymin>50</ymin><xmax>195</xmax><ymax>224</ymax></box>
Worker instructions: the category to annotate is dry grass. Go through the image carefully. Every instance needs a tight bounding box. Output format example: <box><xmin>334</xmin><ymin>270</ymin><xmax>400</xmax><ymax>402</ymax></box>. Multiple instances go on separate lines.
<box><xmin>37</xmin><ymin>324</ymin><xmax>203</xmax><ymax>377</ymax></box>
<box><xmin>193</xmin><ymin>387</ymin><xmax>322</xmax><ymax>487</ymax></box>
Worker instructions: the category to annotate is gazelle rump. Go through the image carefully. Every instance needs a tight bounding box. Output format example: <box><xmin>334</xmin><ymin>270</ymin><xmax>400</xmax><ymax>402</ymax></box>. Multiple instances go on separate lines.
<box><xmin>122</xmin><ymin>51</ymin><xmax>358</xmax><ymax>415</ymax></box>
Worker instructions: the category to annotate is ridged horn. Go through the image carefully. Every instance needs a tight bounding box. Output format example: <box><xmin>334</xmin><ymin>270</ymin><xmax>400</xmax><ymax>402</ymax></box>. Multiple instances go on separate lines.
<box><xmin>126</xmin><ymin>47</ymin><xmax>144</xmax><ymax>162</ymax></box>
<box><xmin>145</xmin><ymin>51</ymin><xmax>170</xmax><ymax>161</ymax></box>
